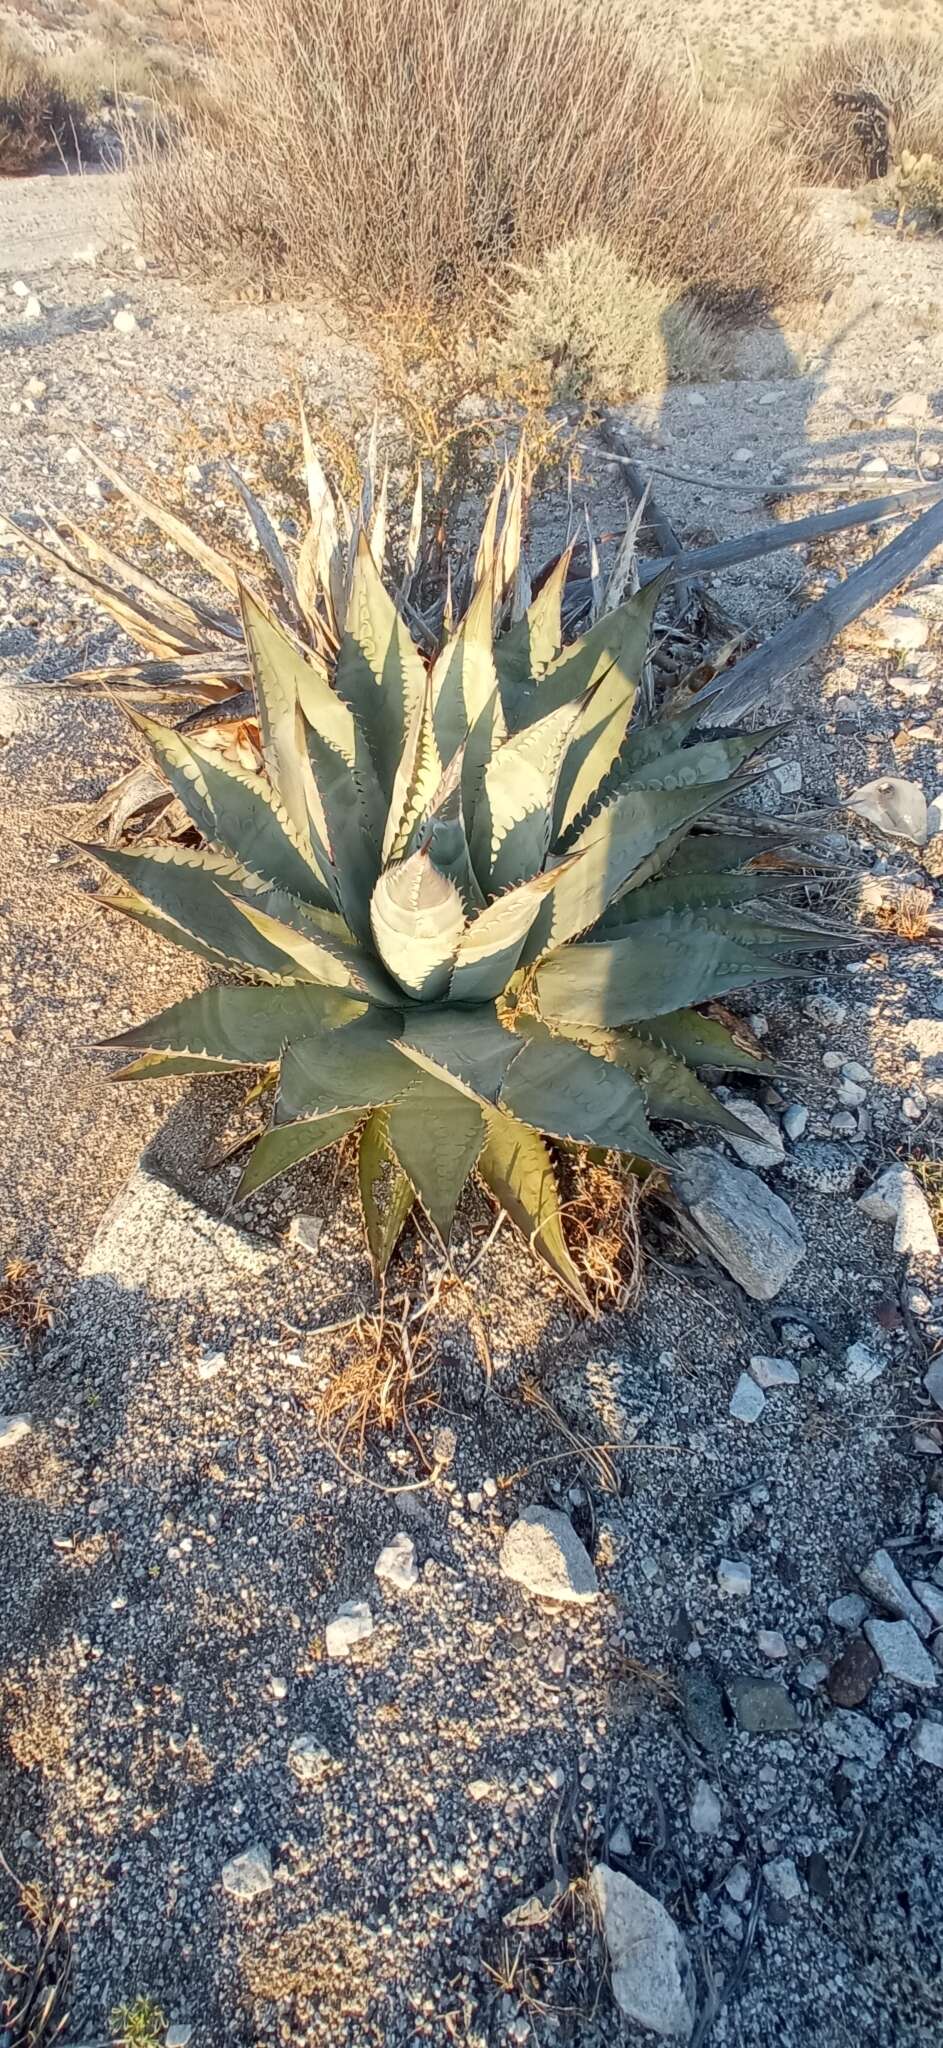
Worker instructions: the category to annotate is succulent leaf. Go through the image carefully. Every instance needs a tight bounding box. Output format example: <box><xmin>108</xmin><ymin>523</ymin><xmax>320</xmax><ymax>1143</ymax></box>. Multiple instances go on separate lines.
<box><xmin>370</xmin><ymin>850</ymin><xmax>465</xmax><ymax>1001</ymax></box>
<box><xmin>386</xmin><ymin>1073</ymin><xmax>486</xmax><ymax>1242</ymax></box>
<box><xmin>537</xmin><ymin>776</ymin><xmax>747</xmax><ymax>954</ymax></box>
<box><xmin>335</xmin><ymin>531</ymin><xmax>427</xmax><ymax>795</ymax></box>
<box><xmin>431</xmin><ymin>562</ymin><xmax>501</xmax><ymax>767</ymax></box>
<box><xmin>275</xmin><ymin>1014</ymin><xmax>409</xmax><ymax>1122</ymax></box>
<box><xmin>237</xmin><ymin>1109</ymin><xmax>362</xmax><ymax>1200</ymax></box>
<box><xmin>106</xmin><ymin>982</ymin><xmax>366</xmax><ymax>1062</ymax></box>
<box><xmin>643</xmin><ymin>1006</ymin><xmax>776</xmax><ymax>1073</ymax></box>
<box><xmin>358</xmin><ymin>1110</ymin><xmax>416</xmax><ymax>1276</ymax></box>
<box><xmin>231</xmin><ymin>896</ymin><xmax>401</xmax><ymax>1002</ymax></box>
<box><xmin>397</xmin><ymin>1004</ymin><xmax>522</xmax><ymax>1103</ymax></box>
<box><xmin>494</xmin><ymin>547</ymin><xmax>571</xmax><ymax>718</ymax></box>
<box><xmin>476</xmin><ymin>1108</ymin><xmax>590</xmax><ymax>1309</ymax></box>
<box><xmin>574</xmin><ymin>1027</ymin><xmax>763</xmax><ymax>1136</ymax></box>
<box><xmin>449</xmin><ymin>859</ymin><xmax>580</xmax><ymax>1005</ymax></box>
<box><xmin>86</xmin><ymin>842</ymin><xmax>303</xmax><ymax>980</ymax></box>
<box><xmin>500</xmin><ymin>1029</ymin><xmax>670</xmax><ymax>1165</ymax></box>
<box><xmin>382</xmin><ymin>671</ymin><xmax>442</xmax><ymax>864</ymax></box>
<box><xmin>537</xmin><ymin>910</ymin><xmax>812</xmax><ymax>1029</ymax></box>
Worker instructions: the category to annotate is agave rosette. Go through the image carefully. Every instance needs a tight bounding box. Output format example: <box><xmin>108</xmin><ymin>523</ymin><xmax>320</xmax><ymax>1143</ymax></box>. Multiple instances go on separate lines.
<box><xmin>70</xmin><ymin>440</ymin><xmax>851</xmax><ymax>1308</ymax></box>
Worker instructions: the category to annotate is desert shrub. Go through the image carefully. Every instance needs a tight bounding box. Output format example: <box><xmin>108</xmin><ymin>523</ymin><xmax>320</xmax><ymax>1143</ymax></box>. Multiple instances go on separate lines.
<box><xmin>0</xmin><ymin>33</ymin><xmax>91</xmax><ymax>172</ymax></box>
<box><xmin>489</xmin><ymin>235</ymin><xmax>725</xmax><ymax>404</ymax></box>
<box><xmin>891</xmin><ymin>150</ymin><xmax>943</xmax><ymax>229</ymax></box>
<box><xmin>131</xmin><ymin>0</ymin><xmax>831</xmax><ymax>326</ymax></box>
<box><xmin>774</xmin><ymin>32</ymin><xmax>943</xmax><ymax>184</ymax></box>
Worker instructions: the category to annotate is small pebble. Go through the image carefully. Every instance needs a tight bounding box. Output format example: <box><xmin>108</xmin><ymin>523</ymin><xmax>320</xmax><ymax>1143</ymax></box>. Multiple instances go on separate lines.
<box><xmin>758</xmin><ymin>1630</ymin><xmax>788</xmax><ymax>1661</ymax></box>
<box><xmin>113</xmin><ymin>307</ymin><xmax>138</xmax><ymax>335</ymax></box>
<box><xmin>912</xmin><ymin>1721</ymin><xmax>943</xmax><ymax>1768</ymax></box>
<box><xmin>718</xmin><ymin>1558</ymin><xmax>752</xmax><ymax>1597</ymax></box>
<box><xmin>729</xmin><ymin>1374</ymin><xmax>765</xmax><ymax>1423</ymax></box>
<box><xmin>690</xmin><ymin>1779</ymin><xmax>722</xmax><ymax>1835</ymax></box>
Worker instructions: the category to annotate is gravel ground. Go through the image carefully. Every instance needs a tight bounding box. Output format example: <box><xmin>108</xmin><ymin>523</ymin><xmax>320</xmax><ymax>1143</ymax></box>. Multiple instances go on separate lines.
<box><xmin>0</xmin><ymin>175</ymin><xmax>942</xmax><ymax>2048</ymax></box>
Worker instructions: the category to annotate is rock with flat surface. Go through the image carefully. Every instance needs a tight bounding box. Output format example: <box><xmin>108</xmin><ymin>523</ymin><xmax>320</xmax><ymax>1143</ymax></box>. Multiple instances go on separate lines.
<box><xmin>374</xmin><ymin>1531</ymin><xmax>418</xmax><ymax>1593</ymax></box>
<box><xmin>859</xmin><ymin>1550</ymin><xmax>932</xmax><ymax>1637</ymax></box>
<box><xmin>925</xmin><ymin>1358</ymin><xmax>943</xmax><ymax>1410</ymax></box>
<box><xmin>589</xmin><ymin>1866</ymin><xmax>695</xmax><ymax>2040</ymax></box>
<box><xmin>288</xmin><ymin>1735</ymin><xmax>337</xmax><ymax>1786</ymax></box>
<box><xmin>847</xmin><ymin>776</ymin><xmax>928</xmax><ymax>846</ymax></box>
<box><xmin>827</xmin><ymin>1638</ymin><xmax>880</xmax><ymax>1708</ymax></box>
<box><xmin>864</xmin><ymin>1618</ymin><xmax>937</xmax><ymax>1689</ymax></box>
<box><xmin>325</xmin><ymin>1599</ymin><xmax>374</xmax><ymax>1659</ymax></box>
<box><xmin>723</xmin><ymin>1100</ymin><xmax>785</xmax><ymax>1170</ymax></box>
<box><xmin>858</xmin><ymin>1165</ymin><xmax>938</xmax><ymax>1256</ymax></box>
<box><xmin>912</xmin><ymin>1720</ymin><xmax>943</xmax><ymax>1767</ymax></box>
<box><xmin>822</xmin><ymin>1710</ymin><xmax>886</xmax><ymax>1767</ymax></box>
<box><xmin>674</xmin><ymin>1148</ymin><xmax>804</xmax><ymax>1300</ymax></box>
<box><xmin>749</xmin><ymin>1355</ymin><xmax>800</xmax><ymax>1389</ymax></box>
<box><xmin>499</xmin><ymin>1505</ymin><xmax>598</xmax><ymax>1604</ymax></box>
<box><xmin>729</xmin><ymin>1373</ymin><xmax>765</xmax><ymax>1422</ymax></box>
<box><xmin>221</xmin><ymin>1844</ymin><xmax>273</xmax><ymax>1900</ymax></box>
<box><xmin>0</xmin><ymin>1415</ymin><xmax>32</xmax><ymax>1451</ymax></box>
<box><xmin>727</xmin><ymin>1677</ymin><xmax>799</xmax><ymax>1733</ymax></box>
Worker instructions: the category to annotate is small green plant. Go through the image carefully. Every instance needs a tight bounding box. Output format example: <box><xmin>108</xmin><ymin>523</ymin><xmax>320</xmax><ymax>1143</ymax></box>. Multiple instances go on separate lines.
<box><xmin>488</xmin><ymin>235</ymin><xmax>724</xmax><ymax>405</ymax></box>
<box><xmin>891</xmin><ymin>149</ymin><xmax>943</xmax><ymax>229</ymax></box>
<box><xmin>110</xmin><ymin>1995</ymin><xmax>167</xmax><ymax>2048</ymax></box>
<box><xmin>28</xmin><ymin>433</ymin><xmax>854</xmax><ymax>1306</ymax></box>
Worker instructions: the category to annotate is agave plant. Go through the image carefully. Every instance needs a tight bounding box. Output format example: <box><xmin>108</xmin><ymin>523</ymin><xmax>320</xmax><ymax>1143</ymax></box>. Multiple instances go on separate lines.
<box><xmin>55</xmin><ymin>435</ymin><xmax>861</xmax><ymax>1309</ymax></box>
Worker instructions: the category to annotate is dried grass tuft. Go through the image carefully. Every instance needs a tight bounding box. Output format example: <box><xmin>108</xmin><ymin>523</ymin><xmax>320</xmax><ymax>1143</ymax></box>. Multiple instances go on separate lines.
<box><xmin>130</xmin><ymin>0</ymin><xmax>833</xmax><ymax>330</ymax></box>
<box><xmin>774</xmin><ymin>32</ymin><xmax>943</xmax><ymax>185</ymax></box>
<box><xmin>563</xmin><ymin>1154</ymin><xmax>655</xmax><ymax>1316</ymax></box>
<box><xmin>0</xmin><ymin>32</ymin><xmax>91</xmax><ymax>173</ymax></box>
<box><xmin>0</xmin><ymin>1259</ymin><xmax>53</xmax><ymax>1349</ymax></box>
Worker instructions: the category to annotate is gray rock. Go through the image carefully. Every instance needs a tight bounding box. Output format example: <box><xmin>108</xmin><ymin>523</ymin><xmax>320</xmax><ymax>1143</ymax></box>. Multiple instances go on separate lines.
<box><xmin>782</xmin><ymin>1104</ymin><xmax>809</xmax><ymax>1142</ymax></box>
<box><xmin>325</xmin><ymin>1599</ymin><xmax>374</xmax><ymax>1658</ymax></box>
<box><xmin>803</xmin><ymin>993</ymin><xmax>847</xmax><ymax>1027</ymax></box>
<box><xmin>837</xmin><ymin>1078</ymin><xmax>867</xmax><ymax>1109</ymax></box>
<box><xmin>288</xmin><ymin>1212</ymin><xmax>323</xmax><ymax>1255</ymax></box>
<box><xmin>166</xmin><ymin>2028</ymin><xmax>193</xmax><ymax>2047</ymax></box>
<box><xmin>112</xmin><ymin>306</ymin><xmax>138</xmax><ymax>335</ymax></box>
<box><xmin>729</xmin><ymin>1373</ymin><xmax>766</xmax><ymax>1422</ymax></box>
<box><xmin>0</xmin><ymin>1415</ymin><xmax>32</xmax><ymax>1451</ymax></box>
<box><xmin>727</xmin><ymin>1677</ymin><xmax>799</xmax><ymax>1733</ymax></box>
<box><xmin>288</xmin><ymin>1735</ymin><xmax>337</xmax><ymax>1786</ymax></box>
<box><xmin>723</xmin><ymin>1100</ymin><xmax>785</xmax><ymax>1170</ymax></box>
<box><xmin>846</xmin><ymin>776</ymin><xmax>928</xmax><ymax>847</ymax></box>
<box><xmin>758</xmin><ymin>1629</ymin><xmax>788</xmax><ymax>1661</ymax></box>
<box><xmin>912</xmin><ymin>1720</ymin><xmax>943</xmax><ymax>1768</ymax></box>
<box><xmin>922</xmin><ymin>1358</ymin><xmax>943</xmax><ymax>1410</ymax></box>
<box><xmin>749</xmin><ymin>1354</ymin><xmax>800</xmax><ymax>1389</ymax></box>
<box><xmin>499</xmin><ymin>1505</ymin><xmax>598</xmax><ymax>1604</ymax></box>
<box><xmin>864</xmin><ymin>1619</ymin><xmax>937</xmax><ymax>1689</ymax></box>
<box><xmin>763</xmin><ymin>1856</ymin><xmax>803</xmax><ymax>1903</ymax></box>
<box><xmin>690</xmin><ymin>1779</ymin><xmax>722</xmax><ymax>1836</ymax></box>
<box><xmin>872</xmin><ymin>604</ymin><xmax>929</xmax><ymax>651</ymax></box>
<box><xmin>724</xmin><ymin>1862</ymin><xmax>751</xmax><ymax>1904</ymax></box>
<box><xmin>717</xmin><ymin>1557</ymin><xmax>752</xmax><ymax>1596</ymax></box>
<box><xmin>822</xmin><ymin>1710</ymin><xmax>887</xmax><ymax>1768</ymax></box>
<box><xmin>589</xmin><ymin>1866</ymin><xmax>695</xmax><ymax>2040</ymax></box>
<box><xmin>675</xmin><ymin>1147</ymin><xmax>804</xmax><ymax>1301</ymax></box>
<box><xmin>680</xmin><ymin>1670</ymin><xmax>729</xmax><ymax>1756</ymax></box>
<box><xmin>828</xmin><ymin>1594</ymin><xmax>870</xmax><ymax>1631</ymax></box>
<box><xmin>845</xmin><ymin>1341</ymin><xmax>885</xmax><ymax>1385</ymax></box>
<box><xmin>912</xmin><ymin>1580</ymin><xmax>943</xmax><ymax>1628</ymax></box>
<box><xmin>374</xmin><ymin>1531</ymin><xmax>419</xmax><ymax>1593</ymax></box>
<box><xmin>781</xmin><ymin>1142</ymin><xmax>857</xmax><ymax>1196</ymax></box>
<box><xmin>858</xmin><ymin>1164</ymin><xmax>939</xmax><ymax>1256</ymax></box>
<box><xmin>859</xmin><ymin>1550</ymin><xmax>933</xmax><ymax>1637</ymax></box>
<box><xmin>797</xmin><ymin>1658</ymin><xmax>829</xmax><ymax>1691</ymax></box>
<box><xmin>221</xmin><ymin>1844</ymin><xmax>273</xmax><ymax>1900</ymax></box>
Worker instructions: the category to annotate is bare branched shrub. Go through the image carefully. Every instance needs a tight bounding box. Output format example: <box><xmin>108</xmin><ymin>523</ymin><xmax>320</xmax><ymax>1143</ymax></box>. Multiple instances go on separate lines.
<box><xmin>488</xmin><ymin>235</ymin><xmax>725</xmax><ymax>404</ymax></box>
<box><xmin>774</xmin><ymin>32</ymin><xmax>943</xmax><ymax>185</ymax></box>
<box><xmin>0</xmin><ymin>32</ymin><xmax>91</xmax><ymax>173</ymax></box>
<box><xmin>131</xmin><ymin>0</ymin><xmax>832</xmax><ymax>327</ymax></box>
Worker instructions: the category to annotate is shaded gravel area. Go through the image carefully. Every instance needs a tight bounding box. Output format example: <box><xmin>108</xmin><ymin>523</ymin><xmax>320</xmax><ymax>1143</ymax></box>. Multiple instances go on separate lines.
<box><xmin>0</xmin><ymin>174</ymin><xmax>942</xmax><ymax>2047</ymax></box>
